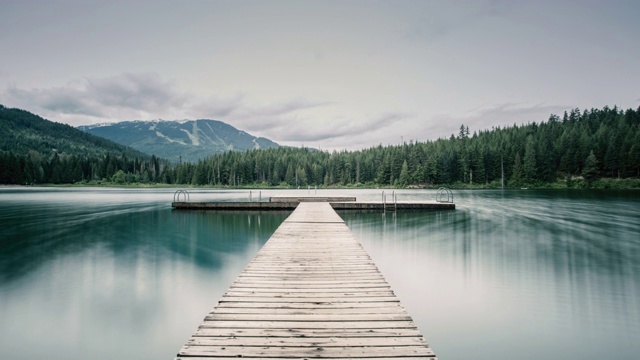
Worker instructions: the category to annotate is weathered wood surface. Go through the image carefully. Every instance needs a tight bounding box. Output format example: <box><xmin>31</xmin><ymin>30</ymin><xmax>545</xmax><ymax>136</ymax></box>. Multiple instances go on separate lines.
<box><xmin>176</xmin><ymin>202</ymin><xmax>437</xmax><ymax>359</ymax></box>
<box><xmin>269</xmin><ymin>196</ymin><xmax>357</xmax><ymax>203</ymax></box>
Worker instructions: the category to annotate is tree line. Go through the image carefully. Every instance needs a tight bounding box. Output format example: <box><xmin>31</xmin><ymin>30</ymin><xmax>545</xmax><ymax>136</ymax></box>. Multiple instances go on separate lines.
<box><xmin>0</xmin><ymin>151</ymin><xmax>171</xmax><ymax>185</ymax></box>
<box><xmin>2</xmin><ymin>105</ymin><xmax>639</xmax><ymax>187</ymax></box>
<box><xmin>173</xmin><ymin>106</ymin><xmax>640</xmax><ymax>188</ymax></box>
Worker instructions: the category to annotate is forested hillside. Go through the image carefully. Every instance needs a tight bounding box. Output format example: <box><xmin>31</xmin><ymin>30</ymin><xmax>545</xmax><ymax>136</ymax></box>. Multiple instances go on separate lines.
<box><xmin>0</xmin><ymin>105</ymin><xmax>171</xmax><ymax>184</ymax></box>
<box><xmin>2</xmin><ymin>105</ymin><xmax>639</xmax><ymax>188</ymax></box>
<box><xmin>174</xmin><ymin>106</ymin><xmax>640</xmax><ymax>188</ymax></box>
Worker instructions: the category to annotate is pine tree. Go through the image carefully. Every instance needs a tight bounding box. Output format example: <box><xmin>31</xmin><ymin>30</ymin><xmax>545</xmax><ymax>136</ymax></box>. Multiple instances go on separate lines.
<box><xmin>582</xmin><ymin>150</ymin><xmax>599</xmax><ymax>183</ymax></box>
<box><xmin>523</xmin><ymin>136</ymin><xmax>537</xmax><ymax>183</ymax></box>
<box><xmin>398</xmin><ymin>160</ymin><xmax>410</xmax><ymax>187</ymax></box>
<box><xmin>511</xmin><ymin>152</ymin><xmax>524</xmax><ymax>187</ymax></box>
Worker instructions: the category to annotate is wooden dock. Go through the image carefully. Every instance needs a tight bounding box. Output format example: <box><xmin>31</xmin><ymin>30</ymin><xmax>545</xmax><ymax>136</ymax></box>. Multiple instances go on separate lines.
<box><xmin>176</xmin><ymin>202</ymin><xmax>437</xmax><ymax>359</ymax></box>
<box><xmin>172</xmin><ymin>197</ymin><xmax>454</xmax><ymax>211</ymax></box>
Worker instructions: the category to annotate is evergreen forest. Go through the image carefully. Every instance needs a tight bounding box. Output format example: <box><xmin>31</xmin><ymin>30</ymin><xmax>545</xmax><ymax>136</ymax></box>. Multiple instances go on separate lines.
<box><xmin>1</xmin><ymin>104</ymin><xmax>639</xmax><ymax>188</ymax></box>
<box><xmin>173</xmin><ymin>106</ymin><xmax>640</xmax><ymax>188</ymax></box>
<box><xmin>0</xmin><ymin>105</ymin><xmax>171</xmax><ymax>184</ymax></box>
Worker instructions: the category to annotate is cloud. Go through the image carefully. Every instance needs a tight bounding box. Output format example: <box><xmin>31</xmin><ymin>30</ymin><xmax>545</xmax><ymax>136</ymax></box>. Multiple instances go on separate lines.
<box><xmin>1</xmin><ymin>74</ymin><xmax>336</xmax><ymax>129</ymax></box>
<box><xmin>6</xmin><ymin>83</ymin><xmax>103</xmax><ymax>117</ymax></box>
<box><xmin>251</xmin><ymin>111</ymin><xmax>413</xmax><ymax>152</ymax></box>
<box><xmin>275</xmin><ymin>112</ymin><xmax>409</xmax><ymax>142</ymax></box>
<box><xmin>253</xmin><ymin>99</ymin><xmax>333</xmax><ymax>118</ymax></box>
<box><xmin>3</xmin><ymin>73</ymin><xmax>190</xmax><ymax>122</ymax></box>
<box><xmin>469</xmin><ymin>102</ymin><xmax>572</xmax><ymax>127</ymax></box>
<box><xmin>85</xmin><ymin>73</ymin><xmax>188</xmax><ymax>111</ymax></box>
<box><xmin>228</xmin><ymin>98</ymin><xmax>334</xmax><ymax>131</ymax></box>
<box><xmin>0</xmin><ymin>73</ymin><xmax>410</xmax><ymax>150</ymax></box>
<box><xmin>403</xmin><ymin>0</ymin><xmax>514</xmax><ymax>43</ymax></box>
<box><xmin>190</xmin><ymin>94</ymin><xmax>245</xmax><ymax>119</ymax></box>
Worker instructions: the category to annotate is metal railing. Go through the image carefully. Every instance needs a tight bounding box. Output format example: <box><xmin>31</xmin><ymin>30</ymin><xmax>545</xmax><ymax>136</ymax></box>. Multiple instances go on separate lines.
<box><xmin>173</xmin><ymin>189</ymin><xmax>190</xmax><ymax>202</ymax></box>
<box><xmin>381</xmin><ymin>190</ymin><xmax>398</xmax><ymax>212</ymax></box>
<box><xmin>249</xmin><ymin>191</ymin><xmax>262</xmax><ymax>202</ymax></box>
<box><xmin>436</xmin><ymin>187</ymin><xmax>453</xmax><ymax>203</ymax></box>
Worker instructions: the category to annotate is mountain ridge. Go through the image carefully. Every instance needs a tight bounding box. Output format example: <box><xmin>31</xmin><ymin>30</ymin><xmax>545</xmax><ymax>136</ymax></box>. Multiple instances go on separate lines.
<box><xmin>0</xmin><ymin>104</ymin><xmax>150</xmax><ymax>160</ymax></box>
<box><xmin>78</xmin><ymin>119</ymin><xmax>279</xmax><ymax>162</ymax></box>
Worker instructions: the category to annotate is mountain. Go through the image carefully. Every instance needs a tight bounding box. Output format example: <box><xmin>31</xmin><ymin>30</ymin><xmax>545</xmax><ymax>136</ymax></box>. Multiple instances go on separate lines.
<box><xmin>0</xmin><ymin>104</ymin><xmax>149</xmax><ymax>160</ymax></box>
<box><xmin>0</xmin><ymin>104</ymin><xmax>165</xmax><ymax>184</ymax></box>
<box><xmin>78</xmin><ymin>119</ymin><xmax>279</xmax><ymax>163</ymax></box>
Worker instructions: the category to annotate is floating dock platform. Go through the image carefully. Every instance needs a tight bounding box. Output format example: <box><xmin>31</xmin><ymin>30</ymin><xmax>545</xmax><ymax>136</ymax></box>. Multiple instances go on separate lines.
<box><xmin>172</xmin><ymin>196</ymin><xmax>455</xmax><ymax>211</ymax></box>
<box><xmin>176</xmin><ymin>202</ymin><xmax>437</xmax><ymax>359</ymax></box>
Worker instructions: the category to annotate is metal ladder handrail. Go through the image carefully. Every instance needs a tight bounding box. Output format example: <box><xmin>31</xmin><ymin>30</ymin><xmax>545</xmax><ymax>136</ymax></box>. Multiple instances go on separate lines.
<box><xmin>173</xmin><ymin>189</ymin><xmax>190</xmax><ymax>202</ymax></box>
<box><xmin>436</xmin><ymin>187</ymin><xmax>453</xmax><ymax>203</ymax></box>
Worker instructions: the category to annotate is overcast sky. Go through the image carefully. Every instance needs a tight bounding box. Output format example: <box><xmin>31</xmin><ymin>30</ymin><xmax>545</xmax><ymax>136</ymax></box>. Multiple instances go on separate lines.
<box><xmin>1</xmin><ymin>0</ymin><xmax>639</xmax><ymax>150</ymax></box>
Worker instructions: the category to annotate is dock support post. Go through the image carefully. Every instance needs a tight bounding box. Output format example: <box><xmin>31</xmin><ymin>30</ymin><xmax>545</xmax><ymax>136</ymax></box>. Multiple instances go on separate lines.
<box><xmin>394</xmin><ymin>191</ymin><xmax>397</xmax><ymax>211</ymax></box>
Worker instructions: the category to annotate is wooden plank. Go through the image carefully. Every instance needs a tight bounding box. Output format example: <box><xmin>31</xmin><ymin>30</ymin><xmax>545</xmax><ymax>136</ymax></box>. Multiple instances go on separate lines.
<box><xmin>235</xmin><ymin>278</ymin><xmax>383</xmax><ymax>282</ymax></box>
<box><xmin>252</xmin><ymin>256</ymin><xmax>370</xmax><ymax>258</ymax></box>
<box><xmin>233</xmin><ymin>278</ymin><xmax>387</xmax><ymax>283</ymax></box>
<box><xmin>219</xmin><ymin>296</ymin><xmax>401</xmax><ymax>303</ymax></box>
<box><xmin>269</xmin><ymin>196</ymin><xmax>357</xmax><ymax>203</ymax></box>
<box><xmin>185</xmin><ymin>336</ymin><xmax>428</xmax><ymax>347</ymax></box>
<box><xmin>229</xmin><ymin>285</ymin><xmax>391</xmax><ymax>291</ymax></box>
<box><xmin>197</xmin><ymin>320</ymin><xmax>417</xmax><ymax>329</ymax></box>
<box><xmin>250</xmin><ymin>260</ymin><xmax>373</xmax><ymax>263</ymax></box>
<box><xmin>177</xmin><ymin>357</ymin><xmax>437</xmax><ymax>360</ymax></box>
<box><xmin>235</xmin><ymin>276</ymin><xmax>385</xmax><ymax>281</ymax></box>
<box><xmin>192</xmin><ymin>327</ymin><xmax>424</xmax><ymax>338</ymax></box>
<box><xmin>177</xmin><ymin>358</ymin><xmax>437</xmax><ymax>360</ymax></box>
<box><xmin>234</xmin><ymin>275</ymin><xmax>386</xmax><ymax>281</ymax></box>
<box><xmin>214</xmin><ymin>301</ymin><xmax>407</xmax><ymax>310</ymax></box>
<box><xmin>243</xmin><ymin>265</ymin><xmax>378</xmax><ymax>270</ymax></box>
<box><xmin>240</xmin><ymin>271</ymin><xmax>381</xmax><ymax>276</ymax></box>
<box><xmin>223</xmin><ymin>290</ymin><xmax>395</xmax><ymax>297</ymax></box>
<box><xmin>178</xmin><ymin>345</ymin><xmax>435</xmax><ymax>357</ymax></box>
<box><xmin>257</xmin><ymin>249</ymin><xmax>366</xmax><ymax>252</ymax></box>
<box><xmin>231</xmin><ymin>280</ymin><xmax>390</xmax><ymax>287</ymax></box>
<box><xmin>242</xmin><ymin>268</ymin><xmax>380</xmax><ymax>273</ymax></box>
<box><xmin>240</xmin><ymin>270</ymin><xmax>382</xmax><ymax>275</ymax></box>
<box><xmin>211</xmin><ymin>307</ymin><xmax>408</xmax><ymax>315</ymax></box>
<box><xmin>247</xmin><ymin>258</ymin><xmax>375</xmax><ymax>262</ymax></box>
<box><xmin>204</xmin><ymin>313</ymin><xmax>413</xmax><ymax>322</ymax></box>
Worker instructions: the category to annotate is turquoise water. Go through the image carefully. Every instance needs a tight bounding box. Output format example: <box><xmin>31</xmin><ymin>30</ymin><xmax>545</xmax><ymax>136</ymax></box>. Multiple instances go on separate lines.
<box><xmin>0</xmin><ymin>188</ymin><xmax>639</xmax><ymax>359</ymax></box>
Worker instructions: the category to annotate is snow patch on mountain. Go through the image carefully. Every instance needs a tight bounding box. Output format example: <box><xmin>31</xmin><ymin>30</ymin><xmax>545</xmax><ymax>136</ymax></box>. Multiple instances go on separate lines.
<box><xmin>180</xmin><ymin>122</ymin><xmax>200</xmax><ymax>146</ymax></box>
<box><xmin>155</xmin><ymin>131</ymin><xmax>187</xmax><ymax>145</ymax></box>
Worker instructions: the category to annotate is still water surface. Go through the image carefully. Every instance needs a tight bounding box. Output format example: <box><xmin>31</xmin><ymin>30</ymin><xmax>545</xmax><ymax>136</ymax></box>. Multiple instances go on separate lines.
<box><xmin>0</xmin><ymin>188</ymin><xmax>639</xmax><ymax>360</ymax></box>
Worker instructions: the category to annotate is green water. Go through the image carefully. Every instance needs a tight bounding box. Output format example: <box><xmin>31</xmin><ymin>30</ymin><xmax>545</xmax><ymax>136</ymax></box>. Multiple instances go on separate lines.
<box><xmin>1</xmin><ymin>188</ymin><xmax>639</xmax><ymax>360</ymax></box>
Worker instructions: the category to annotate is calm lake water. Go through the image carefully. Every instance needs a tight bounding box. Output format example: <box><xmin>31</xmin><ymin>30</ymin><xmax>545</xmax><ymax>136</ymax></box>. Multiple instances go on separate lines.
<box><xmin>0</xmin><ymin>187</ymin><xmax>639</xmax><ymax>360</ymax></box>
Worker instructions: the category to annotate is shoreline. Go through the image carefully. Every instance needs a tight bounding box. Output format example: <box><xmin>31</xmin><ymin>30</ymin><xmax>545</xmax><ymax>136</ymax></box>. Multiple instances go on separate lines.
<box><xmin>3</xmin><ymin>177</ymin><xmax>639</xmax><ymax>191</ymax></box>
